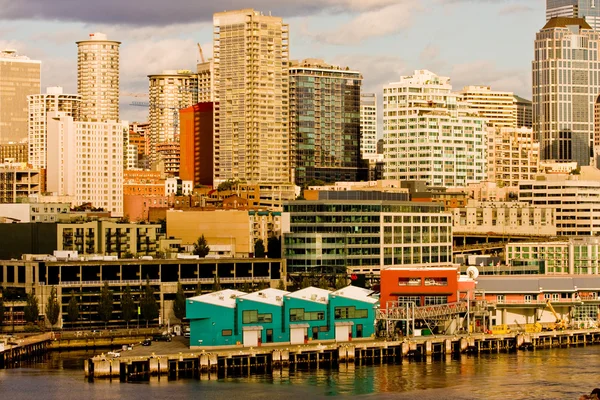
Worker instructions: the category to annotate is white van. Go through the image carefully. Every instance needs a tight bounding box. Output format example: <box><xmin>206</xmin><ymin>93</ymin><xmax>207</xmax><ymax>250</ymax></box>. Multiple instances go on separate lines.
<box><xmin>184</xmin><ymin>327</ymin><xmax>190</xmax><ymax>338</ymax></box>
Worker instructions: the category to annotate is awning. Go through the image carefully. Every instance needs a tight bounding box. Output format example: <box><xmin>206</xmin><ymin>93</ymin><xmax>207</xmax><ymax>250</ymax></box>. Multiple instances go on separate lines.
<box><xmin>242</xmin><ymin>326</ymin><xmax>264</xmax><ymax>331</ymax></box>
<box><xmin>334</xmin><ymin>321</ymin><xmax>354</xmax><ymax>327</ymax></box>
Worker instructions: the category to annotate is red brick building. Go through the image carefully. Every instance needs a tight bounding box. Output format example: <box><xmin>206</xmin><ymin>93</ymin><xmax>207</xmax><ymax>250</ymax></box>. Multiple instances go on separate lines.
<box><xmin>179</xmin><ymin>102</ymin><xmax>214</xmax><ymax>187</ymax></box>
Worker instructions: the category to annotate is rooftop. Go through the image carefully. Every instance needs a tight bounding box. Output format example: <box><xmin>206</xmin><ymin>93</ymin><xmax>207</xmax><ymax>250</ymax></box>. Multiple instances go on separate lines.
<box><xmin>188</xmin><ymin>289</ymin><xmax>246</xmax><ymax>308</ymax></box>
<box><xmin>331</xmin><ymin>285</ymin><xmax>378</xmax><ymax>304</ymax></box>
<box><xmin>285</xmin><ymin>286</ymin><xmax>331</xmax><ymax>304</ymax></box>
<box><xmin>239</xmin><ymin>288</ymin><xmax>289</xmax><ymax>306</ymax></box>
<box><xmin>542</xmin><ymin>17</ymin><xmax>592</xmax><ymax>30</ymax></box>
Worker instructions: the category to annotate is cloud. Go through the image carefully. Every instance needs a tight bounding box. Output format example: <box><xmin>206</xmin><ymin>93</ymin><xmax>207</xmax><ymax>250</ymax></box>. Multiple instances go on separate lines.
<box><xmin>449</xmin><ymin>60</ymin><xmax>531</xmax><ymax>97</ymax></box>
<box><xmin>312</xmin><ymin>1</ymin><xmax>424</xmax><ymax>45</ymax></box>
<box><xmin>499</xmin><ymin>5</ymin><xmax>533</xmax><ymax>15</ymax></box>
<box><xmin>0</xmin><ymin>0</ymin><xmax>399</xmax><ymax>26</ymax></box>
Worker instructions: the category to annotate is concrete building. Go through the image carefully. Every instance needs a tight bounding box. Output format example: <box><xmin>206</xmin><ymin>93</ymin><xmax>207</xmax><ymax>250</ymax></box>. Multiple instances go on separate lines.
<box><xmin>547</xmin><ymin>0</ymin><xmax>600</xmax><ymax>30</ymax></box>
<box><xmin>383</xmin><ymin>70</ymin><xmax>487</xmax><ymax>188</ymax></box>
<box><xmin>518</xmin><ymin>166</ymin><xmax>600</xmax><ymax>236</ymax></box>
<box><xmin>514</xmin><ymin>95</ymin><xmax>533</xmax><ymax>128</ymax></box>
<box><xmin>459</xmin><ymin>85</ymin><xmax>517</xmax><ymax>128</ymax></box>
<box><xmin>196</xmin><ymin>59</ymin><xmax>214</xmax><ymax>102</ymax></box>
<box><xmin>0</xmin><ymin>50</ymin><xmax>41</xmax><ymax>144</ymax></box>
<box><xmin>360</xmin><ymin>93</ymin><xmax>378</xmax><ymax>160</ymax></box>
<box><xmin>46</xmin><ymin>112</ymin><xmax>126</xmax><ymax>217</ymax></box>
<box><xmin>179</xmin><ymin>102</ymin><xmax>214</xmax><ymax>187</ymax></box>
<box><xmin>282</xmin><ymin>193</ymin><xmax>453</xmax><ymax>275</ymax></box>
<box><xmin>148</xmin><ymin>70</ymin><xmax>198</xmax><ymax>172</ymax></box>
<box><xmin>289</xmin><ymin>59</ymin><xmax>364</xmax><ymax>186</ymax></box>
<box><xmin>452</xmin><ymin>200</ymin><xmax>557</xmax><ymax>237</ymax></box>
<box><xmin>486</xmin><ymin>126</ymin><xmax>539</xmax><ymax>187</ymax></box>
<box><xmin>0</xmin><ymin>143</ymin><xmax>28</xmax><ymax>164</ymax></box>
<box><xmin>128</xmin><ymin>122</ymin><xmax>150</xmax><ymax>170</ymax></box>
<box><xmin>77</xmin><ymin>33</ymin><xmax>120</xmax><ymax>122</ymax></box>
<box><xmin>506</xmin><ymin>237</ymin><xmax>600</xmax><ymax>275</ymax></box>
<box><xmin>165</xmin><ymin>177</ymin><xmax>193</xmax><ymax>196</ymax></box>
<box><xmin>213</xmin><ymin>9</ymin><xmax>290</xmax><ymax>185</ymax></box>
<box><xmin>0</xmin><ymin>202</ymin><xmax>69</xmax><ymax>223</ymax></box>
<box><xmin>28</xmin><ymin>87</ymin><xmax>81</xmax><ymax>169</ymax></box>
<box><xmin>533</xmin><ymin>17</ymin><xmax>600</xmax><ymax>166</ymax></box>
<box><xmin>0</xmin><ymin>162</ymin><xmax>41</xmax><ymax>203</ymax></box>
<box><xmin>123</xmin><ymin>170</ymin><xmax>164</xmax><ymax>196</ymax></box>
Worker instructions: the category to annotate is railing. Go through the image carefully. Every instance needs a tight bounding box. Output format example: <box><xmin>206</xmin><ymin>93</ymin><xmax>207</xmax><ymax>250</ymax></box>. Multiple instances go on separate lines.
<box><xmin>491</xmin><ymin>297</ymin><xmax>592</xmax><ymax>306</ymax></box>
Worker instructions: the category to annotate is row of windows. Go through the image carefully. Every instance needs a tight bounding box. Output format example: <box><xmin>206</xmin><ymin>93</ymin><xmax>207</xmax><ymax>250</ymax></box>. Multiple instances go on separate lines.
<box><xmin>241</xmin><ymin>307</ymin><xmax>369</xmax><ymax>324</ymax></box>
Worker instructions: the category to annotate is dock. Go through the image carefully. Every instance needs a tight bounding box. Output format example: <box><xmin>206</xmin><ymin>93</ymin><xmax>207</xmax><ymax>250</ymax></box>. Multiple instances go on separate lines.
<box><xmin>0</xmin><ymin>333</ymin><xmax>52</xmax><ymax>368</ymax></box>
<box><xmin>85</xmin><ymin>328</ymin><xmax>600</xmax><ymax>380</ymax></box>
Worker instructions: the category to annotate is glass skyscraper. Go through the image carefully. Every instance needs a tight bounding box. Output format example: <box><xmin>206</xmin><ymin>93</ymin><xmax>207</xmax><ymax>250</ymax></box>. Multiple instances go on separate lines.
<box><xmin>547</xmin><ymin>0</ymin><xmax>600</xmax><ymax>30</ymax></box>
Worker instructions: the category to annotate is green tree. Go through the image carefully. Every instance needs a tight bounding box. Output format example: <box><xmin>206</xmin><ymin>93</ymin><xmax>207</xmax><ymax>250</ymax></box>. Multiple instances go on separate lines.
<box><xmin>195</xmin><ymin>283</ymin><xmax>202</xmax><ymax>296</ymax></box>
<box><xmin>193</xmin><ymin>235</ymin><xmax>210</xmax><ymax>257</ymax></box>
<box><xmin>121</xmin><ymin>285</ymin><xmax>136</xmax><ymax>329</ymax></box>
<box><xmin>335</xmin><ymin>276</ymin><xmax>347</xmax><ymax>290</ymax></box>
<box><xmin>300</xmin><ymin>276</ymin><xmax>312</xmax><ymax>289</ymax></box>
<box><xmin>267</xmin><ymin>236</ymin><xmax>281</xmax><ymax>259</ymax></box>
<box><xmin>0</xmin><ymin>295</ymin><xmax>4</xmax><ymax>326</ymax></box>
<box><xmin>66</xmin><ymin>291</ymin><xmax>79</xmax><ymax>329</ymax></box>
<box><xmin>173</xmin><ymin>282</ymin><xmax>186</xmax><ymax>321</ymax></box>
<box><xmin>98</xmin><ymin>282</ymin><xmax>114</xmax><ymax>329</ymax></box>
<box><xmin>45</xmin><ymin>287</ymin><xmax>60</xmax><ymax>330</ymax></box>
<box><xmin>24</xmin><ymin>293</ymin><xmax>39</xmax><ymax>325</ymax></box>
<box><xmin>140</xmin><ymin>279</ymin><xmax>159</xmax><ymax>328</ymax></box>
<box><xmin>254</xmin><ymin>239</ymin><xmax>265</xmax><ymax>258</ymax></box>
<box><xmin>277</xmin><ymin>280</ymin><xmax>286</xmax><ymax>291</ymax></box>
<box><xmin>317</xmin><ymin>276</ymin><xmax>330</xmax><ymax>290</ymax></box>
<box><xmin>212</xmin><ymin>275</ymin><xmax>222</xmax><ymax>292</ymax></box>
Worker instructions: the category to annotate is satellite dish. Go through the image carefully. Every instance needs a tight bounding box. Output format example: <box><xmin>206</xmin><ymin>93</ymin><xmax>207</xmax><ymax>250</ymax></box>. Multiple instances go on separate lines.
<box><xmin>466</xmin><ymin>266</ymin><xmax>479</xmax><ymax>280</ymax></box>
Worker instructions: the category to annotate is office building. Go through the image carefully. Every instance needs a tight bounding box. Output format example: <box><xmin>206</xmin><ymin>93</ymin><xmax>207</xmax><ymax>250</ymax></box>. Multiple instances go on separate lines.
<box><xmin>487</xmin><ymin>126</ymin><xmax>539</xmax><ymax>187</ymax></box>
<box><xmin>514</xmin><ymin>95</ymin><xmax>533</xmax><ymax>128</ymax></box>
<box><xmin>289</xmin><ymin>59</ymin><xmax>363</xmax><ymax>186</ymax></box>
<box><xmin>28</xmin><ymin>87</ymin><xmax>81</xmax><ymax>169</ymax></box>
<box><xmin>0</xmin><ymin>142</ymin><xmax>28</xmax><ymax>164</ymax></box>
<box><xmin>46</xmin><ymin>113</ymin><xmax>126</xmax><ymax>217</ymax></box>
<box><xmin>547</xmin><ymin>0</ymin><xmax>600</xmax><ymax>30</ymax></box>
<box><xmin>77</xmin><ymin>32</ymin><xmax>120</xmax><ymax>122</ymax></box>
<box><xmin>179</xmin><ymin>102</ymin><xmax>214</xmax><ymax>187</ymax></box>
<box><xmin>360</xmin><ymin>93</ymin><xmax>378</xmax><ymax>159</ymax></box>
<box><xmin>0</xmin><ymin>50</ymin><xmax>41</xmax><ymax>144</ymax></box>
<box><xmin>213</xmin><ymin>9</ymin><xmax>290</xmax><ymax>185</ymax></box>
<box><xmin>533</xmin><ymin>17</ymin><xmax>600</xmax><ymax>166</ymax></box>
<box><xmin>459</xmin><ymin>85</ymin><xmax>517</xmax><ymax>128</ymax></box>
<box><xmin>383</xmin><ymin>70</ymin><xmax>487</xmax><ymax>188</ymax></box>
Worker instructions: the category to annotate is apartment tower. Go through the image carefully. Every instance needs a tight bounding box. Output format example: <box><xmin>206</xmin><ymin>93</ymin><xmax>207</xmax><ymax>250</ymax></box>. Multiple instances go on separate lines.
<box><xmin>360</xmin><ymin>93</ymin><xmax>378</xmax><ymax>159</ymax></box>
<box><xmin>533</xmin><ymin>17</ymin><xmax>600</xmax><ymax>166</ymax></box>
<box><xmin>213</xmin><ymin>9</ymin><xmax>290</xmax><ymax>185</ymax></box>
<box><xmin>0</xmin><ymin>50</ymin><xmax>41</xmax><ymax>144</ymax></box>
<box><xmin>77</xmin><ymin>32</ymin><xmax>120</xmax><ymax>121</ymax></box>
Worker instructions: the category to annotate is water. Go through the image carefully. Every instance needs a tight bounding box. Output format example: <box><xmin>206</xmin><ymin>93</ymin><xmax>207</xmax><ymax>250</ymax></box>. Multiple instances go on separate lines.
<box><xmin>0</xmin><ymin>347</ymin><xmax>598</xmax><ymax>399</ymax></box>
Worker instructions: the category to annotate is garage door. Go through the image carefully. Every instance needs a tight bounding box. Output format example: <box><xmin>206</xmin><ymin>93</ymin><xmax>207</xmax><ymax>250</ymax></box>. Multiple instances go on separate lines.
<box><xmin>290</xmin><ymin>327</ymin><xmax>306</xmax><ymax>344</ymax></box>
<box><xmin>243</xmin><ymin>330</ymin><xmax>259</xmax><ymax>347</ymax></box>
<box><xmin>335</xmin><ymin>325</ymin><xmax>351</xmax><ymax>342</ymax></box>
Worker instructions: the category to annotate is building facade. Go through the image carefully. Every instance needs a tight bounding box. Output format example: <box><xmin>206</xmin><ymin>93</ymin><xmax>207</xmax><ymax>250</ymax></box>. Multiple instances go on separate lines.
<box><xmin>0</xmin><ymin>50</ymin><xmax>41</xmax><ymax>144</ymax></box>
<box><xmin>0</xmin><ymin>143</ymin><xmax>28</xmax><ymax>164</ymax></box>
<box><xmin>486</xmin><ymin>126</ymin><xmax>539</xmax><ymax>187</ymax></box>
<box><xmin>77</xmin><ymin>32</ymin><xmax>120</xmax><ymax>122</ymax></box>
<box><xmin>533</xmin><ymin>17</ymin><xmax>600</xmax><ymax>166</ymax></box>
<box><xmin>514</xmin><ymin>95</ymin><xmax>533</xmax><ymax>128</ymax></box>
<box><xmin>282</xmin><ymin>195</ymin><xmax>453</xmax><ymax>275</ymax></box>
<box><xmin>0</xmin><ymin>162</ymin><xmax>41</xmax><ymax>203</ymax></box>
<box><xmin>179</xmin><ymin>102</ymin><xmax>214</xmax><ymax>187</ymax></box>
<box><xmin>459</xmin><ymin>85</ymin><xmax>517</xmax><ymax>128</ymax></box>
<box><xmin>383</xmin><ymin>70</ymin><xmax>487</xmax><ymax>188</ymax></box>
<box><xmin>289</xmin><ymin>59</ymin><xmax>363</xmax><ymax>186</ymax></box>
<box><xmin>213</xmin><ymin>9</ymin><xmax>290</xmax><ymax>185</ymax></box>
<box><xmin>547</xmin><ymin>0</ymin><xmax>600</xmax><ymax>30</ymax></box>
<box><xmin>360</xmin><ymin>93</ymin><xmax>378</xmax><ymax>160</ymax></box>
<box><xmin>28</xmin><ymin>87</ymin><xmax>81</xmax><ymax>169</ymax></box>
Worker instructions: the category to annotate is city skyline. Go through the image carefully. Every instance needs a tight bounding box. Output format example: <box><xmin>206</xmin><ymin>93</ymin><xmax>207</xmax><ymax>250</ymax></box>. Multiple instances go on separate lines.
<box><xmin>0</xmin><ymin>0</ymin><xmax>544</xmax><ymax>124</ymax></box>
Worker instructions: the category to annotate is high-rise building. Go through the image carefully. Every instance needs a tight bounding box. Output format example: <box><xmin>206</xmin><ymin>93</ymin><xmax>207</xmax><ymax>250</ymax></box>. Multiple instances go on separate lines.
<box><xmin>46</xmin><ymin>112</ymin><xmax>125</xmax><ymax>217</ymax></box>
<box><xmin>179</xmin><ymin>103</ymin><xmax>214</xmax><ymax>187</ymax></box>
<box><xmin>360</xmin><ymin>93</ymin><xmax>378</xmax><ymax>159</ymax></box>
<box><xmin>0</xmin><ymin>143</ymin><xmax>28</xmax><ymax>164</ymax></box>
<box><xmin>514</xmin><ymin>95</ymin><xmax>533</xmax><ymax>128</ymax></box>
<box><xmin>383</xmin><ymin>70</ymin><xmax>487</xmax><ymax>188</ymax></box>
<box><xmin>77</xmin><ymin>32</ymin><xmax>120</xmax><ymax>122</ymax></box>
<box><xmin>486</xmin><ymin>127</ymin><xmax>538</xmax><ymax>187</ymax></box>
<box><xmin>459</xmin><ymin>85</ymin><xmax>517</xmax><ymax>128</ymax></box>
<box><xmin>533</xmin><ymin>17</ymin><xmax>600</xmax><ymax>166</ymax></box>
<box><xmin>547</xmin><ymin>0</ymin><xmax>600</xmax><ymax>30</ymax></box>
<box><xmin>0</xmin><ymin>50</ymin><xmax>41</xmax><ymax>144</ymax></box>
<box><xmin>28</xmin><ymin>87</ymin><xmax>81</xmax><ymax>169</ymax></box>
<box><xmin>147</xmin><ymin>70</ymin><xmax>198</xmax><ymax>174</ymax></box>
<box><xmin>289</xmin><ymin>59</ymin><xmax>364</xmax><ymax>186</ymax></box>
<box><xmin>196</xmin><ymin>60</ymin><xmax>214</xmax><ymax>103</ymax></box>
<box><xmin>213</xmin><ymin>9</ymin><xmax>290</xmax><ymax>185</ymax></box>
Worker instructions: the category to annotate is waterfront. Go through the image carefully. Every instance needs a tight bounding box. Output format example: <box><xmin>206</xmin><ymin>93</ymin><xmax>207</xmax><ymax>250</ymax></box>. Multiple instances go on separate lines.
<box><xmin>0</xmin><ymin>347</ymin><xmax>598</xmax><ymax>399</ymax></box>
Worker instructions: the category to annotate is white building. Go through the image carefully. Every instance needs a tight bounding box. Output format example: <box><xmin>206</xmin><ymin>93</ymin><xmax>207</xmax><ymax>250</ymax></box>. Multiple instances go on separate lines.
<box><xmin>165</xmin><ymin>177</ymin><xmax>193</xmax><ymax>195</ymax></box>
<box><xmin>459</xmin><ymin>85</ymin><xmax>517</xmax><ymax>128</ymax></box>
<box><xmin>518</xmin><ymin>166</ymin><xmax>600</xmax><ymax>236</ymax></box>
<box><xmin>213</xmin><ymin>9</ymin><xmax>290</xmax><ymax>185</ymax></box>
<box><xmin>360</xmin><ymin>93</ymin><xmax>378</xmax><ymax>159</ymax></box>
<box><xmin>28</xmin><ymin>87</ymin><xmax>81</xmax><ymax>169</ymax></box>
<box><xmin>77</xmin><ymin>32</ymin><xmax>120</xmax><ymax>122</ymax></box>
<box><xmin>452</xmin><ymin>200</ymin><xmax>556</xmax><ymax>237</ymax></box>
<box><xmin>383</xmin><ymin>70</ymin><xmax>487</xmax><ymax>188</ymax></box>
<box><xmin>46</xmin><ymin>112</ymin><xmax>126</xmax><ymax>216</ymax></box>
<box><xmin>486</xmin><ymin>126</ymin><xmax>538</xmax><ymax>187</ymax></box>
<box><xmin>0</xmin><ymin>202</ymin><xmax>70</xmax><ymax>223</ymax></box>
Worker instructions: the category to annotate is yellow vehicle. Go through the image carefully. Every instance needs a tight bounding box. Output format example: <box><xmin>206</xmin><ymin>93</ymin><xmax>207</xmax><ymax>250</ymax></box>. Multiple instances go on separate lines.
<box><xmin>545</xmin><ymin>300</ymin><xmax>568</xmax><ymax>331</ymax></box>
<box><xmin>514</xmin><ymin>320</ymin><xmax>543</xmax><ymax>333</ymax></box>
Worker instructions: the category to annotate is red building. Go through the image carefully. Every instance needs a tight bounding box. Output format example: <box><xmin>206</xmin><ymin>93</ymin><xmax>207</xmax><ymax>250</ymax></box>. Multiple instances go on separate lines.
<box><xmin>380</xmin><ymin>267</ymin><xmax>475</xmax><ymax>310</ymax></box>
<box><xmin>179</xmin><ymin>102</ymin><xmax>214</xmax><ymax>187</ymax></box>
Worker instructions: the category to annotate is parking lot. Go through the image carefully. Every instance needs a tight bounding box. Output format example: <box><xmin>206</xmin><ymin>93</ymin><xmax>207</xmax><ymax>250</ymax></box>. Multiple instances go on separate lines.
<box><xmin>114</xmin><ymin>335</ymin><xmax>190</xmax><ymax>357</ymax></box>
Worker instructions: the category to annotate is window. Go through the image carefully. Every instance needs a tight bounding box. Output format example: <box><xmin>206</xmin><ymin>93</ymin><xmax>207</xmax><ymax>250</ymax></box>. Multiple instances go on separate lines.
<box><xmin>242</xmin><ymin>310</ymin><xmax>258</xmax><ymax>324</ymax></box>
<box><xmin>496</xmin><ymin>295</ymin><xmax>505</xmax><ymax>303</ymax></box>
<box><xmin>424</xmin><ymin>277</ymin><xmax>448</xmax><ymax>286</ymax></box>
<box><xmin>290</xmin><ymin>308</ymin><xmax>325</xmax><ymax>321</ymax></box>
<box><xmin>524</xmin><ymin>295</ymin><xmax>533</xmax><ymax>303</ymax></box>
<box><xmin>334</xmin><ymin>306</ymin><xmax>368</xmax><ymax>320</ymax></box>
<box><xmin>398</xmin><ymin>277</ymin><xmax>422</xmax><ymax>286</ymax></box>
<box><xmin>222</xmin><ymin>329</ymin><xmax>233</xmax><ymax>336</ymax></box>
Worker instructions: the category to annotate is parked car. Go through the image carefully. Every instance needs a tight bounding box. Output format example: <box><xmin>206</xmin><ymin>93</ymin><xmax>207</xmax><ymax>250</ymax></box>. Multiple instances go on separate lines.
<box><xmin>152</xmin><ymin>334</ymin><xmax>172</xmax><ymax>342</ymax></box>
<box><xmin>184</xmin><ymin>327</ymin><xmax>190</xmax><ymax>338</ymax></box>
<box><xmin>141</xmin><ymin>339</ymin><xmax>152</xmax><ymax>346</ymax></box>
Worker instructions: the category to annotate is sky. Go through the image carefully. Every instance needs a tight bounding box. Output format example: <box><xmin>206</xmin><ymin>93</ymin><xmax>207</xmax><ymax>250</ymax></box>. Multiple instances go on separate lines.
<box><xmin>0</xmin><ymin>0</ymin><xmax>546</xmax><ymax>124</ymax></box>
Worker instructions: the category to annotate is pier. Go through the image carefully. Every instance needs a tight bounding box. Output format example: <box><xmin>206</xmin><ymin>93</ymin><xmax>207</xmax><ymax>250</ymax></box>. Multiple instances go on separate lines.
<box><xmin>85</xmin><ymin>329</ymin><xmax>600</xmax><ymax>381</ymax></box>
<box><xmin>0</xmin><ymin>333</ymin><xmax>52</xmax><ymax>368</ymax></box>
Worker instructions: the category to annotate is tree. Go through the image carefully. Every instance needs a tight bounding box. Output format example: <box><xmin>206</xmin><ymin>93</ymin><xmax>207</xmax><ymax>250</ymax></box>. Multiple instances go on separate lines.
<box><xmin>277</xmin><ymin>280</ymin><xmax>286</xmax><ymax>291</ymax></box>
<box><xmin>121</xmin><ymin>285</ymin><xmax>136</xmax><ymax>329</ymax></box>
<box><xmin>193</xmin><ymin>235</ymin><xmax>210</xmax><ymax>257</ymax></box>
<box><xmin>140</xmin><ymin>279</ymin><xmax>159</xmax><ymax>328</ymax></box>
<box><xmin>254</xmin><ymin>239</ymin><xmax>265</xmax><ymax>258</ymax></box>
<box><xmin>267</xmin><ymin>236</ymin><xmax>281</xmax><ymax>258</ymax></box>
<box><xmin>173</xmin><ymin>282</ymin><xmax>186</xmax><ymax>321</ymax></box>
<box><xmin>300</xmin><ymin>276</ymin><xmax>311</xmax><ymax>289</ymax></box>
<box><xmin>335</xmin><ymin>276</ymin><xmax>347</xmax><ymax>290</ymax></box>
<box><xmin>66</xmin><ymin>291</ymin><xmax>79</xmax><ymax>329</ymax></box>
<box><xmin>212</xmin><ymin>275</ymin><xmax>222</xmax><ymax>292</ymax></box>
<box><xmin>195</xmin><ymin>283</ymin><xmax>202</xmax><ymax>296</ymax></box>
<box><xmin>318</xmin><ymin>276</ymin><xmax>330</xmax><ymax>290</ymax></box>
<box><xmin>0</xmin><ymin>295</ymin><xmax>4</xmax><ymax>326</ymax></box>
<box><xmin>24</xmin><ymin>293</ymin><xmax>39</xmax><ymax>325</ymax></box>
<box><xmin>45</xmin><ymin>287</ymin><xmax>60</xmax><ymax>330</ymax></box>
<box><xmin>98</xmin><ymin>282</ymin><xmax>114</xmax><ymax>329</ymax></box>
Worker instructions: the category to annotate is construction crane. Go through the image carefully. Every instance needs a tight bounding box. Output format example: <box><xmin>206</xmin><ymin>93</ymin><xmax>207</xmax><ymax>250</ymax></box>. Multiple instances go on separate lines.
<box><xmin>197</xmin><ymin>43</ymin><xmax>206</xmax><ymax>63</ymax></box>
<box><xmin>545</xmin><ymin>300</ymin><xmax>568</xmax><ymax>331</ymax></box>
